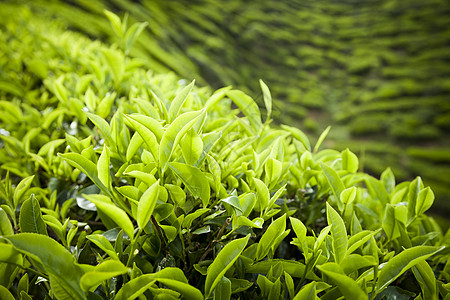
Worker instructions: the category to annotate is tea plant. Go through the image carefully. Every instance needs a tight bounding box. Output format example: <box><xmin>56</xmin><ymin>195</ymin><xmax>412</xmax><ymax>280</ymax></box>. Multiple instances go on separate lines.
<box><xmin>23</xmin><ymin>0</ymin><xmax>450</xmax><ymax>214</ymax></box>
<box><xmin>0</xmin><ymin>6</ymin><xmax>449</xmax><ymax>300</ymax></box>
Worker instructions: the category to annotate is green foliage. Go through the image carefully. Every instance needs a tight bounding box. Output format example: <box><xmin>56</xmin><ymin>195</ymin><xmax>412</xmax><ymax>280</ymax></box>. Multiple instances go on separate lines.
<box><xmin>0</xmin><ymin>6</ymin><xmax>448</xmax><ymax>300</ymax></box>
<box><xmin>22</xmin><ymin>0</ymin><xmax>450</xmax><ymax>215</ymax></box>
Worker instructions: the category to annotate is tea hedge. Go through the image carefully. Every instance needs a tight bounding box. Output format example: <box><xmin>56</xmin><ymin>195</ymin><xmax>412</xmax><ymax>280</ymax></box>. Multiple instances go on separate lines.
<box><xmin>0</xmin><ymin>5</ymin><xmax>449</xmax><ymax>300</ymax></box>
<box><xmin>22</xmin><ymin>0</ymin><xmax>450</xmax><ymax>215</ymax></box>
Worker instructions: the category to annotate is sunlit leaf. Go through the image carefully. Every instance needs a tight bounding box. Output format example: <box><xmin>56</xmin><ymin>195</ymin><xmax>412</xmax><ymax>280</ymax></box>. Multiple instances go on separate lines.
<box><xmin>205</xmin><ymin>234</ymin><xmax>250</xmax><ymax>297</ymax></box>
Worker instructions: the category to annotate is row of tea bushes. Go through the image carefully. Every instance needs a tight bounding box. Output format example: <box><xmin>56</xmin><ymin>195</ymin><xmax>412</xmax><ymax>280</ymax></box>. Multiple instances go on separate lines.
<box><xmin>0</xmin><ymin>5</ymin><xmax>449</xmax><ymax>299</ymax></box>
<box><xmin>19</xmin><ymin>0</ymin><xmax>450</xmax><ymax>216</ymax></box>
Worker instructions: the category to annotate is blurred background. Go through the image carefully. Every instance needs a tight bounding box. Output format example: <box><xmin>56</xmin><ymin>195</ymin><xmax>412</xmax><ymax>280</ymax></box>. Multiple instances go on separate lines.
<box><xmin>5</xmin><ymin>0</ymin><xmax>450</xmax><ymax>224</ymax></box>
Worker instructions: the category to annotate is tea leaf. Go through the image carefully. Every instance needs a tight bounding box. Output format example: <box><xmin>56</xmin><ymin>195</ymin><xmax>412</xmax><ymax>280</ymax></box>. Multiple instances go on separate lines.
<box><xmin>83</xmin><ymin>194</ymin><xmax>134</xmax><ymax>240</ymax></box>
<box><xmin>13</xmin><ymin>175</ymin><xmax>34</xmax><ymax>208</ymax></box>
<box><xmin>412</xmin><ymin>260</ymin><xmax>437</xmax><ymax>300</ymax></box>
<box><xmin>281</xmin><ymin>124</ymin><xmax>311</xmax><ymax>152</ymax></box>
<box><xmin>375</xmin><ymin>246</ymin><xmax>444</xmax><ymax>294</ymax></box>
<box><xmin>160</xmin><ymin>109</ymin><xmax>205</xmax><ymax>173</ymax></box>
<box><xmin>206</xmin><ymin>153</ymin><xmax>221</xmax><ymax>192</ymax></box>
<box><xmin>314</xmin><ymin>225</ymin><xmax>332</xmax><ymax>252</ymax></box>
<box><xmin>137</xmin><ymin>180</ymin><xmax>160</xmax><ymax>228</ymax></box>
<box><xmin>313</xmin><ymin>126</ymin><xmax>331</xmax><ymax>153</ymax></box>
<box><xmin>407</xmin><ymin>177</ymin><xmax>423</xmax><ymax>223</ymax></box>
<box><xmin>0</xmin><ymin>208</ymin><xmax>13</xmax><ymax>236</ymax></box>
<box><xmin>340</xmin><ymin>254</ymin><xmax>377</xmax><ymax>274</ymax></box>
<box><xmin>246</xmin><ymin>259</ymin><xmax>319</xmax><ymax>280</ymax></box>
<box><xmin>181</xmin><ymin>128</ymin><xmax>203</xmax><ymax>165</ymax></box>
<box><xmin>126</xmin><ymin>132</ymin><xmax>143</xmax><ymax>161</ymax></box>
<box><xmin>2</xmin><ymin>233</ymin><xmax>86</xmax><ymax>300</ymax></box>
<box><xmin>85</xmin><ymin>112</ymin><xmax>113</xmax><ymax>145</ymax></box>
<box><xmin>321</xmin><ymin>163</ymin><xmax>345</xmax><ymax>212</ymax></box>
<box><xmin>0</xmin><ymin>243</ymin><xmax>23</xmax><ymax>266</ymax></box>
<box><xmin>0</xmin><ymin>285</ymin><xmax>14</xmax><ymax>300</ymax></box>
<box><xmin>19</xmin><ymin>195</ymin><xmax>48</xmax><ymax>235</ymax></box>
<box><xmin>116</xmin><ymin>268</ymin><xmax>202</xmax><ymax>300</ymax></box>
<box><xmin>80</xmin><ymin>260</ymin><xmax>129</xmax><ymax>292</ymax></box>
<box><xmin>101</xmin><ymin>48</ymin><xmax>124</xmax><ymax>84</ymax></box>
<box><xmin>293</xmin><ymin>281</ymin><xmax>317</xmax><ymax>300</ymax></box>
<box><xmin>289</xmin><ymin>217</ymin><xmax>308</xmax><ymax>255</ymax></box>
<box><xmin>124</xmin><ymin>21</ymin><xmax>148</xmax><ymax>54</ymax></box>
<box><xmin>59</xmin><ymin>153</ymin><xmax>108</xmax><ymax>194</ymax></box>
<box><xmin>205</xmin><ymin>234</ymin><xmax>250</xmax><ymax>297</ymax></box>
<box><xmin>97</xmin><ymin>146</ymin><xmax>111</xmax><ymax>189</ymax></box>
<box><xmin>214</xmin><ymin>276</ymin><xmax>232</xmax><ymax>300</ymax></box>
<box><xmin>259</xmin><ymin>79</ymin><xmax>272</xmax><ymax>121</ymax></box>
<box><xmin>253</xmin><ymin>178</ymin><xmax>269</xmax><ymax>213</ymax></box>
<box><xmin>124</xmin><ymin>114</ymin><xmax>159</xmax><ymax>162</ymax></box>
<box><xmin>104</xmin><ymin>10</ymin><xmax>123</xmax><ymax>37</ymax></box>
<box><xmin>326</xmin><ymin>202</ymin><xmax>347</xmax><ymax>264</ymax></box>
<box><xmin>86</xmin><ymin>234</ymin><xmax>119</xmax><ymax>260</ymax></box>
<box><xmin>415</xmin><ymin>187</ymin><xmax>434</xmax><ymax>216</ymax></box>
<box><xmin>169</xmin><ymin>162</ymin><xmax>210</xmax><ymax>207</ymax></box>
<box><xmin>168</xmin><ymin>80</ymin><xmax>195</xmax><ymax>121</ymax></box>
<box><xmin>114</xmin><ymin>277</ymin><xmax>156</xmax><ymax>300</ymax></box>
<box><xmin>317</xmin><ymin>263</ymin><xmax>366</xmax><ymax>300</ymax></box>
<box><xmin>257</xmin><ymin>214</ymin><xmax>286</xmax><ymax>260</ymax></box>
<box><xmin>226</xmin><ymin>90</ymin><xmax>263</xmax><ymax>134</ymax></box>
<box><xmin>341</xmin><ymin>148</ymin><xmax>359</xmax><ymax>173</ymax></box>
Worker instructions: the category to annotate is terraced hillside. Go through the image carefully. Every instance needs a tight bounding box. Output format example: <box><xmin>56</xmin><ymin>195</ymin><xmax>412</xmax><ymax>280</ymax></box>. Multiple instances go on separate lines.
<box><xmin>8</xmin><ymin>0</ymin><xmax>450</xmax><ymax>215</ymax></box>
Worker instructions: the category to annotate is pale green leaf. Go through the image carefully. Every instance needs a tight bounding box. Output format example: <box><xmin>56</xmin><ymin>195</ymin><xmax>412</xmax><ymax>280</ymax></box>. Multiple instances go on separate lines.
<box><xmin>59</xmin><ymin>153</ymin><xmax>108</xmax><ymax>195</ymax></box>
<box><xmin>205</xmin><ymin>234</ymin><xmax>250</xmax><ymax>297</ymax></box>
<box><xmin>314</xmin><ymin>126</ymin><xmax>331</xmax><ymax>153</ymax></box>
<box><xmin>2</xmin><ymin>233</ymin><xmax>86</xmax><ymax>300</ymax></box>
<box><xmin>168</xmin><ymin>162</ymin><xmax>210</xmax><ymax>207</ymax></box>
<box><xmin>80</xmin><ymin>260</ymin><xmax>129</xmax><ymax>292</ymax></box>
<box><xmin>137</xmin><ymin>180</ymin><xmax>160</xmax><ymax>228</ymax></box>
<box><xmin>104</xmin><ymin>10</ymin><xmax>123</xmax><ymax>37</ymax></box>
<box><xmin>168</xmin><ymin>80</ymin><xmax>195</xmax><ymax>121</ymax></box>
<box><xmin>13</xmin><ymin>175</ymin><xmax>34</xmax><ymax>208</ymax></box>
<box><xmin>341</xmin><ymin>148</ymin><xmax>358</xmax><ymax>173</ymax></box>
<box><xmin>86</xmin><ymin>234</ymin><xmax>119</xmax><ymax>260</ymax></box>
<box><xmin>293</xmin><ymin>282</ymin><xmax>317</xmax><ymax>300</ymax></box>
<box><xmin>415</xmin><ymin>187</ymin><xmax>434</xmax><ymax>216</ymax></box>
<box><xmin>126</xmin><ymin>132</ymin><xmax>143</xmax><ymax>161</ymax></box>
<box><xmin>259</xmin><ymin>79</ymin><xmax>272</xmax><ymax>121</ymax></box>
<box><xmin>0</xmin><ymin>285</ymin><xmax>15</xmax><ymax>300</ymax></box>
<box><xmin>257</xmin><ymin>214</ymin><xmax>286</xmax><ymax>260</ymax></box>
<box><xmin>83</xmin><ymin>194</ymin><xmax>134</xmax><ymax>240</ymax></box>
<box><xmin>160</xmin><ymin>110</ymin><xmax>205</xmax><ymax>173</ymax></box>
<box><xmin>0</xmin><ymin>208</ymin><xmax>13</xmax><ymax>236</ymax></box>
<box><xmin>181</xmin><ymin>128</ymin><xmax>203</xmax><ymax>165</ymax></box>
<box><xmin>326</xmin><ymin>202</ymin><xmax>347</xmax><ymax>264</ymax></box>
<box><xmin>321</xmin><ymin>162</ymin><xmax>345</xmax><ymax>212</ymax></box>
<box><xmin>124</xmin><ymin>114</ymin><xmax>159</xmax><ymax>163</ymax></box>
<box><xmin>375</xmin><ymin>246</ymin><xmax>444</xmax><ymax>294</ymax></box>
<box><xmin>226</xmin><ymin>90</ymin><xmax>262</xmax><ymax>134</ymax></box>
<box><xmin>19</xmin><ymin>195</ymin><xmax>47</xmax><ymax>235</ymax></box>
<box><xmin>253</xmin><ymin>178</ymin><xmax>269</xmax><ymax>213</ymax></box>
<box><xmin>317</xmin><ymin>263</ymin><xmax>366</xmax><ymax>300</ymax></box>
<box><xmin>97</xmin><ymin>146</ymin><xmax>111</xmax><ymax>189</ymax></box>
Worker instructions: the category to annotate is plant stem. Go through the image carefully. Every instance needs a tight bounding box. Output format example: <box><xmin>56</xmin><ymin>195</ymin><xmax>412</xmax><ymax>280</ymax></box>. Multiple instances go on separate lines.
<box><xmin>198</xmin><ymin>217</ymin><xmax>230</xmax><ymax>263</ymax></box>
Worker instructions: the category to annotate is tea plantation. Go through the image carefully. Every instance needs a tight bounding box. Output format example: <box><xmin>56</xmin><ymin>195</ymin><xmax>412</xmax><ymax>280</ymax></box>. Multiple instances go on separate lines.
<box><xmin>0</xmin><ymin>1</ymin><xmax>449</xmax><ymax>300</ymax></box>
<box><xmin>20</xmin><ymin>0</ymin><xmax>450</xmax><ymax>217</ymax></box>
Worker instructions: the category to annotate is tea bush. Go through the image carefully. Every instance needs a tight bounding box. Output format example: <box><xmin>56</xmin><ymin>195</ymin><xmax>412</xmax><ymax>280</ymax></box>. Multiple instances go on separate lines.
<box><xmin>0</xmin><ymin>5</ymin><xmax>449</xmax><ymax>300</ymax></box>
<box><xmin>22</xmin><ymin>0</ymin><xmax>450</xmax><ymax>215</ymax></box>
